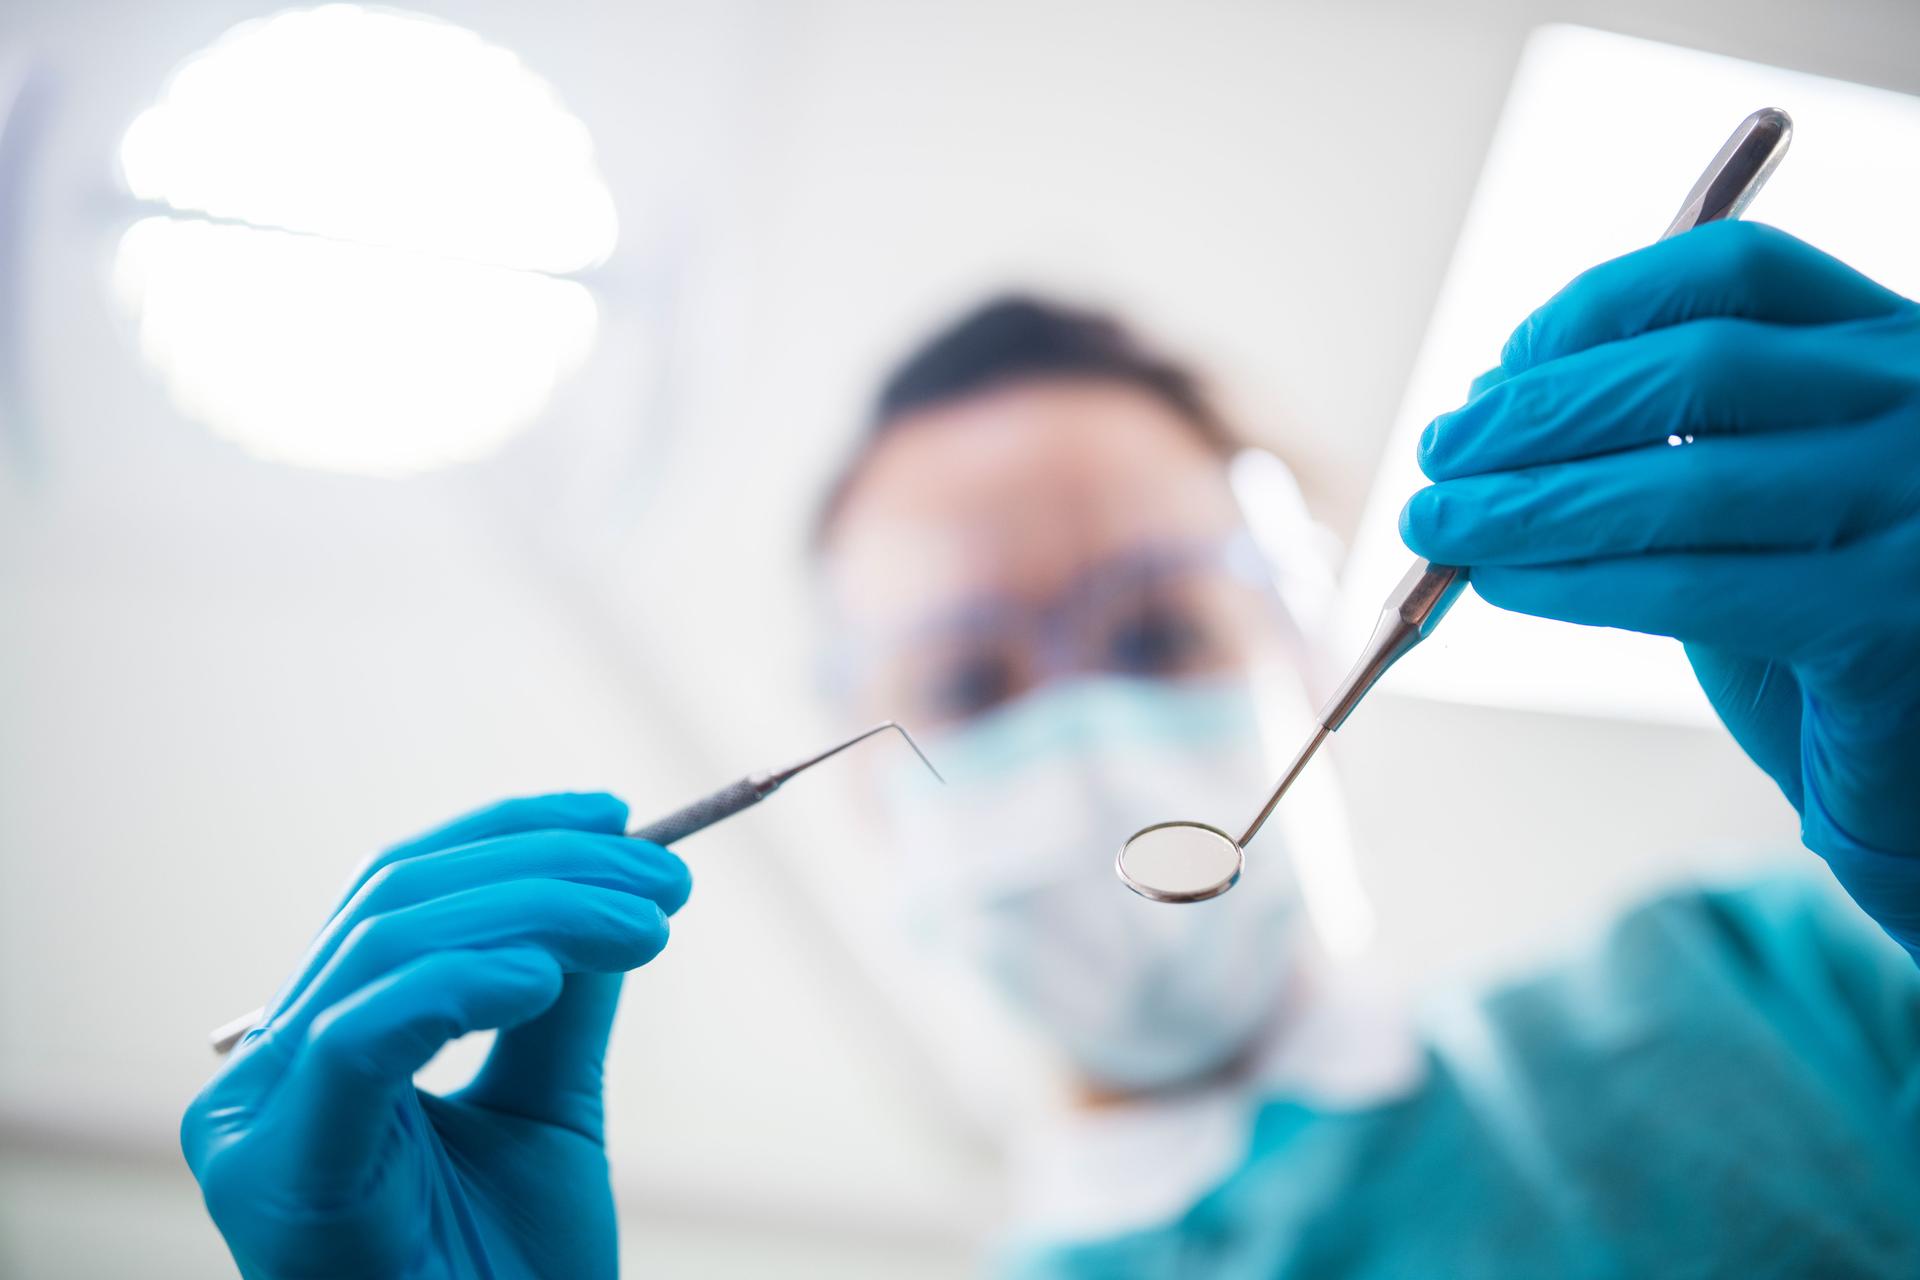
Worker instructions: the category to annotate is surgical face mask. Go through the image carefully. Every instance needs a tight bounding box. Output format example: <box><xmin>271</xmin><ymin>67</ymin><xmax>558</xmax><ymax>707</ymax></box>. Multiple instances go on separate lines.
<box><xmin>882</xmin><ymin>674</ymin><xmax>1302</xmax><ymax>1093</ymax></box>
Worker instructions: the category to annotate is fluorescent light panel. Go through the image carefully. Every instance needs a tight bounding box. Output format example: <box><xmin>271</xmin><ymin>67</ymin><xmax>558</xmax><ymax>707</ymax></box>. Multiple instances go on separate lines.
<box><xmin>1335</xmin><ymin>25</ymin><xmax>1920</xmax><ymax>724</ymax></box>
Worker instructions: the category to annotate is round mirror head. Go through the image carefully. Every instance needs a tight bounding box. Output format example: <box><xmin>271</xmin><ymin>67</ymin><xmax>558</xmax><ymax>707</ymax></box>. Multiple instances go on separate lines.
<box><xmin>1116</xmin><ymin>821</ymin><xmax>1243</xmax><ymax>903</ymax></box>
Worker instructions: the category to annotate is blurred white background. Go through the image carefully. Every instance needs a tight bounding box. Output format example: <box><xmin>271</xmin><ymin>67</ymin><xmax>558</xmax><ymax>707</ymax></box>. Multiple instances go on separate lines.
<box><xmin>4</xmin><ymin>1</ymin><xmax>1920</xmax><ymax>1275</ymax></box>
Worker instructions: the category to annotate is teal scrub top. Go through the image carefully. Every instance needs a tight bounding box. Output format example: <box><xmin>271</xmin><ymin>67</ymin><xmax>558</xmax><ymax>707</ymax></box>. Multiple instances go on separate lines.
<box><xmin>1009</xmin><ymin>877</ymin><xmax>1920</xmax><ymax>1279</ymax></box>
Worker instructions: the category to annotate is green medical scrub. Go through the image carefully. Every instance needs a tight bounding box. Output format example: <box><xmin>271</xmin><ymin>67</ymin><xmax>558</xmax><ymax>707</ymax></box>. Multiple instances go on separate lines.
<box><xmin>1010</xmin><ymin>877</ymin><xmax>1920</xmax><ymax>1279</ymax></box>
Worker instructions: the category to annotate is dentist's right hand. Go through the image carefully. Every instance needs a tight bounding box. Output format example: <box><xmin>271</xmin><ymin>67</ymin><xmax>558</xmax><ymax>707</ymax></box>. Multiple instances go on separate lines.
<box><xmin>183</xmin><ymin>793</ymin><xmax>692</xmax><ymax>1280</ymax></box>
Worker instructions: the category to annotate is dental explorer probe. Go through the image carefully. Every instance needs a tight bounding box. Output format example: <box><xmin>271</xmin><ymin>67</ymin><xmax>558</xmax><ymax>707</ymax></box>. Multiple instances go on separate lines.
<box><xmin>1116</xmin><ymin>107</ymin><xmax>1792</xmax><ymax>905</ymax></box>
<box><xmin>1242</xmin><ymin>108</ymin><xmax>1794</xmax><ymax>846</ymax></box>
<box><xmin>207</xmin><ymin>721</ymin><xmax>943</xmax><ymax>1054</ymax></box>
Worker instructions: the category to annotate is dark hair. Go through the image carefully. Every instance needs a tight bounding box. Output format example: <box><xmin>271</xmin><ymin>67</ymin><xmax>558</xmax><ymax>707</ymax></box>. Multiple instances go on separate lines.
<box><xmin>812</xmin><ymin>294</ymin><xmax>1241</xmax><ymax>546</ymax></box>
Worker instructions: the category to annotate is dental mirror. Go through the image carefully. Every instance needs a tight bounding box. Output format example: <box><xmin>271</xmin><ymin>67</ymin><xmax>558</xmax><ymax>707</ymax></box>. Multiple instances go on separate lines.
<box><xmin>1115</xmin><ymin>723</ymin><xmax>1322</xmax><ymax>903</ymax></box>
<box><xmin>1115</xmin><ymin>820</ymin><xmax>1245</xmax><ymax>903</ymax></box>
<box><xmin>1117</xmin><ymin>105</ymin><xmax>1794</xmax><ymax>908</ymax></box>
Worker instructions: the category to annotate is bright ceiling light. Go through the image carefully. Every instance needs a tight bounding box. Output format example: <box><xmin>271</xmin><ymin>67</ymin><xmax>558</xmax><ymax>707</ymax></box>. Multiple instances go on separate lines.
<box><xmin>1335</xmin><ymin>25</ymin><xmax>1920</xmax><ymax>725</ymax></box>
<box><xmin>113</xmin><ymin>5</ymin><xmax>618</xmax><ymax>476</ymax></box>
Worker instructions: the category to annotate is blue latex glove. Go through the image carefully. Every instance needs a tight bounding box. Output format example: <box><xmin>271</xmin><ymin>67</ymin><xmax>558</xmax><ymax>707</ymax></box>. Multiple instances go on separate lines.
<box><xmin>183</xmin><ymin>793</ymin><xmax>691</xmax><ymax>1278</ymax></box>
<box><xmin>1401</xmin><ymin>222</ymin><xmax>1920</xmax><ymax>958</ymax></box>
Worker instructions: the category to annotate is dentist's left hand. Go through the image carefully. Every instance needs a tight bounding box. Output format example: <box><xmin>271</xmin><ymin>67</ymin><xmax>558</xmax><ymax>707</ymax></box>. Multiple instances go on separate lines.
<box><xmin>183</xmin><ymin>793</ymin><xmax>692</xmax><ymax>1279</ymax></box>
<box><xmin>1400</xmin><ymin>223</ymin><xmax>1920</xmax><ymax>959</ymax></box>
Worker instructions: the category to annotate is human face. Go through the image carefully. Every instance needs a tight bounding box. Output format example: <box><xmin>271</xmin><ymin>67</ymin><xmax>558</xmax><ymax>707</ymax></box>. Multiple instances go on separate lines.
<box><xmin>824</xmin><ymin>379</ymin><xmax>1310</xmax><ymax>1093</ymax></box>
<box><xmin>822</xmin><ymin>378</ymin><xmax>1295</xmax><ymax>729</ymax></box>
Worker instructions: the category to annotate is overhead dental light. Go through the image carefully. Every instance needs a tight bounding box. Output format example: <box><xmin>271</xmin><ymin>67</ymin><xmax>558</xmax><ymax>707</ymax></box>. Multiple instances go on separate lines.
<box><xmin>113</xmin><ymin>5</ymin><xmax>619</xmax><ymax>476</ymax></box>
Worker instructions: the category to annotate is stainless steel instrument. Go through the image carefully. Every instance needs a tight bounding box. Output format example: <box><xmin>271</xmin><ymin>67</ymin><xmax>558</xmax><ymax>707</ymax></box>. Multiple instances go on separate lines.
<box><xmin>208</xmin><ymin>721</ymin><xmax>942</xmax><ymax>1053</ymax></box>
<box><xmin>1116</xmin><ymin>107</ymin><xmax>1794</xmax><ymax>906</ymax></box>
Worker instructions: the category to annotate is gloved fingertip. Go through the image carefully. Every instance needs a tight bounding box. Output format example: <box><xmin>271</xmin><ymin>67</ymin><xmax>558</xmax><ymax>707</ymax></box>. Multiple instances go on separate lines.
<box><xmin>559</xmin><ymin>791</ymin><xmax>630</xmax><ymax>832</ymax></box>
<box><xmin>1416</xmin><ymin>419</ymin><xmax>1444</xmax><ymax>479</ymax></box>
<box><xmin>630</xmin><ymin>841</ymin><xmax>694</xmax><ymax>915</ymax></box>
<box><xmin>1500</xmin><ymin>317</ymin><xmax>1537</xmax><ymax>373</ymax></box>
<box><xmin>633</xmin><ymin>901</ymin><xmax>673</xmax><ymax>963</ymax></box>
<box><xmin>1419</xmin><ymin>407</ymin><xmax>1475</xmax><ymax>480</ymax></box>
<box><xmin>1399</xmin><ymin>487</ymin><xmax>1441</xmax><ymax>555</ymax></box>
<box><xmin>1466</xmin><ymin>364</ymin><xmax>1508</xmax><ymax>400</ymax></box>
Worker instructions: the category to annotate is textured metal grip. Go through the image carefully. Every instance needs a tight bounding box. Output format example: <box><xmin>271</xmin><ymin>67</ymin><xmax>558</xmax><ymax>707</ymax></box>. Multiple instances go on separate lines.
<box><xmin>628</xmin><ymin>777</ymin><xmax>766</xmax><ymax>846</ymax></box>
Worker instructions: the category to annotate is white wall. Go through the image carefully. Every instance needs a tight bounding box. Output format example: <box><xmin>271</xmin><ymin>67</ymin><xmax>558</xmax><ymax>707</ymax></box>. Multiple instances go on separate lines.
<box><xmin>2</xmin><ymin>1</ymin><xmax>1916</xmax><ymax>1275</ymax></box>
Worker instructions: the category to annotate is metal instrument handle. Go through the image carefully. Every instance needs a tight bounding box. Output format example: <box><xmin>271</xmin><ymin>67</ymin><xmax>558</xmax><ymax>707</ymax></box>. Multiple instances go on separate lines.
<box><xmin>1319</xmin><ymin>107</ymin><xmax>1795</xmax><ymax>732</ymax></box>
<box><xmin>627</xmin><ymin>776</ymin><xmax>772</xmax><ymax>846</ymax></box>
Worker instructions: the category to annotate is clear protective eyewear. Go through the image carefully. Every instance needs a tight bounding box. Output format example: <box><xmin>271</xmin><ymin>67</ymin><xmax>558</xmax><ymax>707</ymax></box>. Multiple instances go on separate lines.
<box><xmin>829</xmin><ymin>534</ymin><xmax>1299</xmax><ymax>733</ymax></box>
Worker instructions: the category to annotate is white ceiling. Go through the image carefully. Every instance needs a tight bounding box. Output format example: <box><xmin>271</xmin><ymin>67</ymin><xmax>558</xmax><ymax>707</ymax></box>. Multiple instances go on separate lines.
<box><xmin>3</xmin><ymin>1</ymin><xmax>1917</xmax><ymax>1273</ymax></box>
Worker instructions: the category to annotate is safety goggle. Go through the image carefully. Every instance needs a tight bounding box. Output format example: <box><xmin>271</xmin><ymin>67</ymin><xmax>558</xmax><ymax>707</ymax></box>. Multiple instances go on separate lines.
<box><xmin>825</xmin><ymin>534</ymin><xmax>1298</xmax><ymax>732</ymax></box>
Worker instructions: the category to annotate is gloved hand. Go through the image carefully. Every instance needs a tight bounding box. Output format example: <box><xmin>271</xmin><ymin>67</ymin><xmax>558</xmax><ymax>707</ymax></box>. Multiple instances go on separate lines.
<box><xmin>182</xmin><ymin>793</ymin><xmax>692</xmax><ymax>1278</ymax></box>
<box><xmin>1400</xmin><ymin>221</ymin><xmax>1920</xmax><ymax>959</ymax></box>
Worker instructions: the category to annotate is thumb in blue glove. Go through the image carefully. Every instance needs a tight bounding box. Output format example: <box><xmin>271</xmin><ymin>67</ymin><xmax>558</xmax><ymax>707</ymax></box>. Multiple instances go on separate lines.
<box><xmin>183</xmin><ymin>792</ymin><xmax>692</xmax><ymax>1278</ymax></box>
